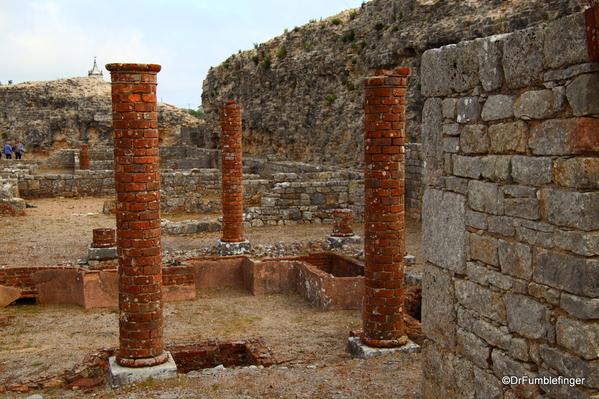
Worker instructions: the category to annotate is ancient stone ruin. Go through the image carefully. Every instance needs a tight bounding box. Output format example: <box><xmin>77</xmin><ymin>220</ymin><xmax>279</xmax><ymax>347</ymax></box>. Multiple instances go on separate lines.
<box><xmin>0</xmin><ymin>0</ymin><xmax>597</xmax><ymax>397</ymax></box>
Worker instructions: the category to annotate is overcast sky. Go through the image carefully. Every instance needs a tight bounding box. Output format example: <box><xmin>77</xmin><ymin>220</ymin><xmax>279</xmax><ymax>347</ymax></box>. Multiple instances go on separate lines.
<box><xmin>0</xmin><ymin>0</ymin><xmax>366</xmax><ymax>110</ymax></box>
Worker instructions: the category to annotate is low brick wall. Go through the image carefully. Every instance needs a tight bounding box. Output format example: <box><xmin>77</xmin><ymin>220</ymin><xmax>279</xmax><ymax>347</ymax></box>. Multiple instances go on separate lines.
<box><xmin>167</xmin><ymin>339</ymin><xmax>275</xmax><ymax>373</ymax></box>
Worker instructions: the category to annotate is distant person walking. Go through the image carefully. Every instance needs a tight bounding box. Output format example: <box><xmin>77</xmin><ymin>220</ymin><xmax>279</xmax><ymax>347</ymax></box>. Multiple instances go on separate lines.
<box><xmin>13</xmin><ymin>140</ymin><xmax>24</xmax><ymax>160</ymax></box>
<box><xmin>3</xmin><ymin>142</ymin><xmax>12</xmax><ymax>159</ymax></box>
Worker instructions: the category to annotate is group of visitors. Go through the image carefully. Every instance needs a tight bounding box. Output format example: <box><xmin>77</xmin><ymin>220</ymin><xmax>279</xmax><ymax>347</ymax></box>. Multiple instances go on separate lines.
<box><xmin>3</xmin><ymin>140</ymin><xmax>25</xmax><ymax>160</ymax></box>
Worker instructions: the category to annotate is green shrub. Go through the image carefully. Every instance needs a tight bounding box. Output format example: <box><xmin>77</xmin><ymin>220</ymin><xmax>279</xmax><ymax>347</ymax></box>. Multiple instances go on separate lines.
<box><xmin>331</xmin><ymin>18</ymin><xmax>341</xmax><ymax>25</ymax></box>
<box><xmin>277</xmin><ymin>45</ymin><xmax>287</xmax><ymax>59</ymax></box>
<box><xmin>252</xmin><ymin>55</ymin><xmax>260</xmax><ymax>65</ymax></box>
<box><xmin>349</xmin><ymin>10</ymin><xmax>357</xmax><ymax>20</ymax></box>
<box><xmin>341</xmin><ymin>29</ymin><xmax>355</xmax><ymax>43</ymax></box>
<box><xmin>261</xmin><ymin>56</ymin><xmax>272</xmax><ymax>70</ymax></box>
<box><xmin>325</xmin><ymin>94</ymin><xmax>337</xmax><ymax>104</ymax></box>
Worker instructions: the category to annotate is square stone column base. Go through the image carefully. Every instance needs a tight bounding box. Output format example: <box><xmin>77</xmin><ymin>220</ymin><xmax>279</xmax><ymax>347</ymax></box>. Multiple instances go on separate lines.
<box><xmin>217</xmin><ymin>240</ymin><xmax>251</xmax><ymax>256</ymax></box>
<box><xmin>108</xmin><ymin>352</ymin><xmax>177</xmax><ymax>388</ymax></box>
<box><xmin>347</xmin><ymin>337</ymin><xmax>420</xmax><ymax>359</ymax></box>
<box><xmin>88</xmin><ymin>246</ymin><xmax>117</xmax><ymax>261</ymax></box>
<box><xmin>326</xmin><ymin>235</ymin><xmax>362</xmax><ymax>248</ymax></box>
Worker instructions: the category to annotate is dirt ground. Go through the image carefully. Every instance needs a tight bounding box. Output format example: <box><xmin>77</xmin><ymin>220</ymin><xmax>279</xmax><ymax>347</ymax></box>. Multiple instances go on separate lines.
<box><xmin>0</xmin><ymin>197</ymin><xmax>424</xmax><ymax>398</ymax></box>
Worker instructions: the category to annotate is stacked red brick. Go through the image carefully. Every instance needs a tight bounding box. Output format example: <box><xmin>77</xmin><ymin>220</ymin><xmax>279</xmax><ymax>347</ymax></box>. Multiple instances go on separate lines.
<box><xmin>362</xmin><ymin>68</ymin><xmax>410</xmax><ymax>347</ymax></box>
<box><xmin>220</xmin><ymin>101</ymin><xmax>245</xmax><ymax>243</ymax></box>
<box><xmin>106</xmin><ymin>63</ymin><xmax>168</xmax><ymax>367</ymax></box>
<box><xmin>80</xmin><ymin>144</ymin><xmax>90</xmax><ymax>170</ymax></box>
<box><xmin>92</xmin><ymin>228</ymin><xmax>116</xmax><ymax>248</ymax></box>
<box><xmin>332</xmin><ymin>209</ymin><xmax>355</xmax><ymax>237</ymax></box>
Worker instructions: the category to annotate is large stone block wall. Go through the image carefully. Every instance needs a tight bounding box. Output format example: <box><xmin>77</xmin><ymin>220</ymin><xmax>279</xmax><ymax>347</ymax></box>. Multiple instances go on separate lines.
<box><xmin>421</xmin><ymin>11</ymin><xmax>599</xmax><ymax>398</ymax></box>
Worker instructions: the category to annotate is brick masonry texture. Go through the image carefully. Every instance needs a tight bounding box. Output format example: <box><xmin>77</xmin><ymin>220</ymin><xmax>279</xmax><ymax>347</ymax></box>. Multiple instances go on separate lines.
<box><xmin>361</xmin><ymin>68</ymin><xmax>410</xmax><ymax>347</ymax></box>
<box><xmin>220</xmin><ymin>101</ymin><xmax>245</xmax><ymax>242</ymax></box>
<box><xmin>421</xmin><ymin>10</ymin><xmax>599</xmax><ymax>399</ymax></box>
<box><xmin>106</xmin><ymin>63</ymin><xmax>168</xmax><ymax>368</ymax></box>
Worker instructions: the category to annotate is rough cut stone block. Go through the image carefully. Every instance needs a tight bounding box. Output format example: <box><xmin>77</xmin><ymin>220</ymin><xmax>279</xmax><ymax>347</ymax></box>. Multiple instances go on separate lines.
<box><xmin>442</xmin><ymin>98</ymin><xmax>457</xmax><ymax>119</ymax></box>
<box><xmin>421</xmin><ymin>42</ymin><xmax>480</xmax><ymax>97</ymax></box>
<box><xmin>529</xmin><ymin>117</ymin><xmax>599</xmax><ymax>155</ymax></box>
<box><xmin>498</xmin><ymin>240</ymin><xmax>533</xmax><ymax>280</ymax></box>
<box><xmin>481</xmin><ymin>155</ymin><xmax>511</xmax><ymax>183</ymax></box>
<box><xmin>443</xmin><ymin>123</ymin><xmax>460</xmax><ymax>136</ymax></box>
<box><xmin>422</xmin><ymin>263</ymin><xmax>457</xmax><ymax>349</ymax></box>
<box><xmin>481</xmin><ymin>94</ymin><xmax>515</xmax><ymax>121</ymax></box>
<box><xmin>504</xmin><ymin>198</ymin><xmax>540</xmax><ymax>220</ymax></box>
<box><xmin>533</xmin><ymin>248</ymin><xmax>599</xmax><ymax>297</ymax></box>
<box><xmin>561</xmin><ymin>293</ymin><xmax>599</xmax><ymax>320</ymax></box>
<box><xmin>473</xmin><ymin>365</ymin><xmax>503</xmax><ymax>399</ymax></box>
<box><xmin>455</xmin><ymin>280</ymin><xmax>506</xmax><ymax>324</ymax></box>
<box><xmin>538</xmin><ymin>369</ymin><xmax>591</xmax><ymax>399</ymax></box>
<box><xmin>444</xmin><ymin>176</ymin><xmax>469</xmax><ymax>195</ymax></box>
<box><xmin>505</xmin><ymin>292</ymin><xmax>554</xmax><ymax>341</ymax></box>
<box><xmin>488</xmin><ymin>216</ymin><xmax>515</xmax><ymax>237</ymax></box>
<box><xmin>553</xmin><ymin>158</ymin><xmax>599</xmax><ymax>189</ymax></box>
<box><xmin>557</xmin><ymin>317</ymin><xmax>599</xmax><ymax>360</ymax></box>
<box><xmin>468</xmin><ymin>180</ymin><xmax>504</xmax><ymax>215</ymax></box>
<box><xmin>453</xmin><ymin>155</ymin><xmax>482</xmax><ymax>179</ymax></box>
<box><xmin>503</xmin><ymin>25</ymin><xmax>545</xmax><ymax>89</ymax></box>
<box><xmin>514</xmin><ymin>89</ymin><xmax>562</xmax><ymax>120</ymax></box>
<box><xmin>544</xmin><ymin>13</ymin><xmax>587</xmax><ymax>69</ymax></box>
<box><xmin>457</xmin><ymin>328</ymin><xmax>489</xmax><ymax>369</ymax></box>
<box><xmin>556</xmin><ymin>229</ymin><xmax>599</xmax><ymax>257</ymax></box>
<box><xmin>466</xmin><ymin>210</ymin><xmax>488</xmax><ymax>230</ymax></box>
<box><xmin>541</xmin><ymin>189</ymin><xmax>599</xmax><ymax>231</ymax></box>
<box><xmin>492</xmin><ymin>349</ymin><xmax>540</xmax><ymax>395</ymax></box>
<box><xmin>422</xmin><ymin>341</ymin><xmax>475</xmax><ymax>398</ymax></box>
<box><xmin>469</xmin><ymin>233</ymin><xmax>499</xmax><ymax>266</ymax></box>
<box><xmin>423</xmin><ymin>189</ymin><xmax>467</xmax><ymax>273</ymax></box>
<box><xmin>456</xmin><ymin>97</ymin><xmax>482</xmax><ymax>124</ymax></box>
<box><xmin>422</xmin><ymin>98</ymin><xmax>444</xmax><ymax>186</ymax></box>
<box><xmin>471</xmin><ymin>317</ymin><xmax>511</xmax><ymax>350</ymax></box>
<box><xmin>540</xmin><ymin>344</ymin><xmax>599</xmax><ymax>388</ymax></box>
<box><xmin>511</xmin><ymin>155</ymin><xmax>552</xmax><ymax>186</ymax></box>
<box><xmin>460</xmin><ymin>124</ymin><xmax>488</xmax><ymax>154</ymax></box>
<box><xmin>443</xmin><ymin>137</ymin><xmax>460</xmax><ymax>153</ymax></box>
<box><xmin>478</xmin><ymin>34</ymin><xmax>506</xmax><ymax>92</ymax></box>
<box><xmin>0</xmin><ymin>286</ymin><xmax>20</xmax><ymax>307</ymax></box>
<box><xmin>566</xmin><ymin>74</ymin><xmax>599</xmax><ymax>116</ymax></box>
<box><xmin>502</xmin><ymin>184</ymin><xmax>537</xmax><ymax>198</ymax></box>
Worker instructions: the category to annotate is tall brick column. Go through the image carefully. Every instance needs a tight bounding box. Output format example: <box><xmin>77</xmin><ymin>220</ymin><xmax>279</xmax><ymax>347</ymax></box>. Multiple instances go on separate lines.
<box><xmin>106</xmin><ymin>63</ymin><xmax>168</xmax><ymax>368</ymax></box>
<box><xmin>218</xmin><ymin>100</ymin><xmax>250</xmax><ymax>256</ymax></box>
<box><xmin>361</xmin><ymin>69</ymin><xmax>410</xmax><ymax>348</ymax></box>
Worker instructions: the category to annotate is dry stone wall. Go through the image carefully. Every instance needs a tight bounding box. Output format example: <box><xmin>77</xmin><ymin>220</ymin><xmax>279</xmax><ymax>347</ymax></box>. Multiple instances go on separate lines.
<box><xmin>421</xmin><ymin>10</ymin><xmax>599</xmax><ymax>398</ymax></box>
<box><xmin>201</xmin><ymin>0</ymin><xmax>582</xmax><ymax>168</ymax></box>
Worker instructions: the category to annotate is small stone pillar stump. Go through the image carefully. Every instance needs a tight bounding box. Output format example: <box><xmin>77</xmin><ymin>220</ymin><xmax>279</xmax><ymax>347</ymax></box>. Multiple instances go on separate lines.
<box><xmin>360</xmin><ymin>68</ymin><xmax>411</xmax><ymax>349</ymax></box>
<box><xmin>217</xmin><ymin>100</ymin><xmax>251</xmax><ymax>256</ymax></box>
<box><xmin>88</xmin><ymin>227</ymin><xmax>117</xmax><ymax>261</ymax></box>
<box><xmin>80</xmin><ymin>144</ymin><xmax>90</xmax><ymax>170</ymax></box>
<box><xmin>106</xmin><ymin>63</ymin><xmax>174</xmax><ymax>377</ymax></box>
<box><xmin>326</xmin><ymin>209</ymin><xmax>361</xmax><ymax>248</ymax></box>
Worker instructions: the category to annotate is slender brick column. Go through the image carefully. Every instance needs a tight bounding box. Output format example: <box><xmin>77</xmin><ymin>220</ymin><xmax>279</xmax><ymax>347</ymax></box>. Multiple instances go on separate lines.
<box><xmin>218</xmin><ymin>100</ymin><xmax>250</xmax><ymax>255</ymax></box>
<box><xmin>361</xmin><ymin>68</ymin><xmax>410</xmax><ymax>348</ymax></box>
<box><xmin>332</xmin><ymin>209</ymin><xmax>355</xmax><ymax>237</ymax></box>
<box><xmin>80</xmin><ymin>144</ymin><xmax>90</xmax><ymax>170</ymax></box>
<box><xmin>106</xmin><ymin>63</ymin><xmax>168</xmax><ymax>368</ymax></box>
